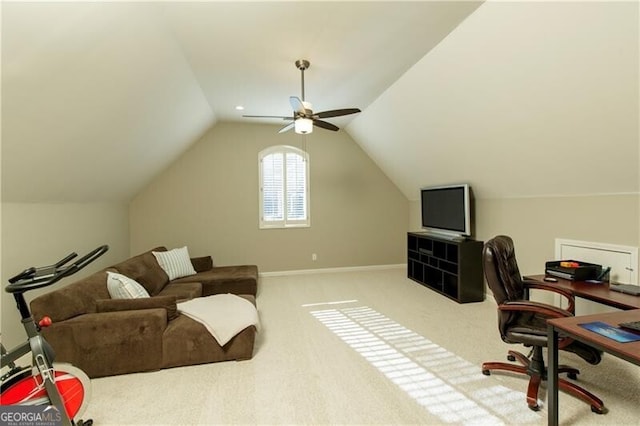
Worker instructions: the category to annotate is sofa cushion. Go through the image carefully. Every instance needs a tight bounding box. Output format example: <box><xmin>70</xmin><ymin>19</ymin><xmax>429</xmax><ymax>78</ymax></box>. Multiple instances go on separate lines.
<box><xmin>162</xmin><ymin>313</ymin><xmax>256</xmax><ymax>369</ymax></box>
<box><xmin>172</xmin><ymin>265</ymin><xmax>258</xmax><ymax>296</ymax></box>
<box><xmin>114</xmin><ymin>247</ymin><xmax>169</xmax><ymax>296</ymax></box>
<box><xmin>106</xmin><ymin>272</ymin><xmax>150</xmax><ymax>299</ymax></box>
<box><xmin>190</xmin><ymin>256</ymin><xmax>213</xmax><ymax>273</ymax></box>
<box><xmin>177</xmin><ymin>294</ymin><xmax>259</xmax><ymax>346</ymax></box>
<box><xmin>153</xmin><ymin>247</ymin><xmax>197</xmax><ymax>280</ymax></box>
<box><xmin>96</xmin><ymin>295</ymin><xmax>178</xmax><ymax>320</ymax></box>
<box><xmin>157</xmin><ymin>282</ymin><xmax>203</xmax><ymax>301</ymax></box>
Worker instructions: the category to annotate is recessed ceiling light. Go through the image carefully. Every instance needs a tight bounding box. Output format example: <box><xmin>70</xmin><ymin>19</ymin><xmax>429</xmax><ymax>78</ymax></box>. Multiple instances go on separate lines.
<box><xmin>235</xmin><ymin>105</ymin><xmax>244</xmax><ymax>111</ymax></box>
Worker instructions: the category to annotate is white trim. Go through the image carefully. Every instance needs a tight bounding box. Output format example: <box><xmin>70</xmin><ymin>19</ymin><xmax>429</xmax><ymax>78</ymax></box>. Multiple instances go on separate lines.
<box><xmin>260</xmin><ymin>264</ymin><xmax>405</xmax><ymax>277</ymax></box>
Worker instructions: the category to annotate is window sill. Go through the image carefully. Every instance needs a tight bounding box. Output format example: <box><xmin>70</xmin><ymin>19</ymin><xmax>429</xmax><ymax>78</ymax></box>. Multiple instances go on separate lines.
<box><xmin>259</xmin><ymin>223</ymin><xmax>311</xmax><ymax>230</ymax></box>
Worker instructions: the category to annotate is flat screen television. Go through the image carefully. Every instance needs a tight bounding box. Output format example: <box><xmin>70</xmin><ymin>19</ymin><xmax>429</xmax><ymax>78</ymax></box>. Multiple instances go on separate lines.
<box><xmin>420</xmin><ymin>184</ymin><xmax>474</xmax><ymax>239</ymax></box>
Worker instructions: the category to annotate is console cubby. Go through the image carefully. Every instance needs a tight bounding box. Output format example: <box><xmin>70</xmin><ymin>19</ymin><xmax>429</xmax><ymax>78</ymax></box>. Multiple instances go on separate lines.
<box><xmin>407</xmin><ymin>232</ymin><xmax>484</xmax><ymax>303</ymax></box>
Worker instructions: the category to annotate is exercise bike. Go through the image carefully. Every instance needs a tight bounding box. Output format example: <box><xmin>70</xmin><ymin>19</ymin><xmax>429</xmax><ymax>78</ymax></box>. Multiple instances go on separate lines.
<box><xmin>1</xmin><ymin>245</ymin><xmax>108</xmax><ymax>426</ymax></box>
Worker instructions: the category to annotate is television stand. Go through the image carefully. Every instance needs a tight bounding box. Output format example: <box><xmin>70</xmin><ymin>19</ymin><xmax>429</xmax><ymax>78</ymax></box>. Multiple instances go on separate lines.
<box><xmin>407</xmin><ymin>232</ymin><xmax>484</xmax><ymax>303</ymax></box>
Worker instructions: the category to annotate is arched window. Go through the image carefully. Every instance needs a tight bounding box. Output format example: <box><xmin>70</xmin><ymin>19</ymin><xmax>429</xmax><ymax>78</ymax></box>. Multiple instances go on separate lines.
<box><xmin>258</xmin><ymin>145</ymin><xmax>310</xmax><ymax>228</ymax></box>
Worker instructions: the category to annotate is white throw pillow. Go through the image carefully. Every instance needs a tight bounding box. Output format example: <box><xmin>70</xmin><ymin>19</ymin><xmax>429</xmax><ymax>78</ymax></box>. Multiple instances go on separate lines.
<box><xmin>107</xmin><ymin>271</ymin><xmax>150</xmax><ymax>299</ymax></box>
<box><xmin>152</xmin><ymin>246</ymin><xmax>197</xmax><ymax>281</ymax></box>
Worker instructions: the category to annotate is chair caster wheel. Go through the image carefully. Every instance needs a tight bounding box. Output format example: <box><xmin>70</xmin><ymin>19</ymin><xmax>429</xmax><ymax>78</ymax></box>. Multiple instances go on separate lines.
<box><xmin>528</xmin><ymin>404</ymin><xmax>540</xmax><ymax>412</ymax></box>
<box><xmin>507</xmin><ymin>355</ymin><xmax>516</xmax><ymax>361</ymax></box>
<box><xmin>482</xmin><ymin>370</ymin><xmax>490</xmax><ymax>376</ymax></box>
<box><xmin>591</xmin><ymin>406</ymin><xmax>605</xmax><ymax>414</ymax></box>
<box><xmin>567</xmin><ymin>372</ymin><xmax>578</xmax><ymax>380</ymax></box>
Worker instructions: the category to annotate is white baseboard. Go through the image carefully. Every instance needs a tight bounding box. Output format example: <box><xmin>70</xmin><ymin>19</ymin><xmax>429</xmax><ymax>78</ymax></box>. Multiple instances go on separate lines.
<box><xmin>259</xmin><ymin>263</ymin><xmax>405</xmax><ymax>277</ymax></box>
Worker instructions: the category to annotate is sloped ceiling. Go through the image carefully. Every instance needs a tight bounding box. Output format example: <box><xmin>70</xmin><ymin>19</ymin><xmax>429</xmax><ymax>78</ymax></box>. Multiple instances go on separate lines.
<box><xmin>2</xmin><ymin>1</ymin><xmax>637</xmax><ymax>204</ymax></box>
<box><xmin>1</xmin><ymin>1</ymin><xmax>483</xmax><ymax>202</ymax></box>
<box><xmin>349</xmin><ymin>1</ymin><xmax>639</xmax><ymax>200</ymax></box>
<box><xmin>2</xmin><ymin>2</ymin><xmax>215</xmax><ymax>202</ymax></box>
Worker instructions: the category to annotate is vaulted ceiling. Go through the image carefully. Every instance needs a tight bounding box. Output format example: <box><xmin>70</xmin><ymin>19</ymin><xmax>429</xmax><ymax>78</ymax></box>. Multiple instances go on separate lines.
<box><xmin>2</xmin><ymin>1</ymin><xmax>638</xmax><ymax>203</ymax></box>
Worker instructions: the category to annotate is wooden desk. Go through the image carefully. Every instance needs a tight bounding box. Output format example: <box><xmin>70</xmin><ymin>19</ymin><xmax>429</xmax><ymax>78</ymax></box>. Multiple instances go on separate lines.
<box><xmin>547</xmin><ymin>309</ymin><xmax>640</xmax><ymax>425</ymax></box>
<box><xmin>525</xmin><ymin>275</ymin><xmax>640</xmax><ymax>310</ymax></box>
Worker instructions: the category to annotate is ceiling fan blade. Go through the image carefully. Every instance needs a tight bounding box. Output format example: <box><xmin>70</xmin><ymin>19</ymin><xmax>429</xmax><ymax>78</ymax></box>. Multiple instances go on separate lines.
<box><xmin>313</xmin><ymin>119</ymin><xmax>339</xmax><ymax>132</ymax></box>
<box><xmin>243</xmin><ymin>115</ymin><xmax>293</xmax><ymax>120</ymax></box>
<box><xmin>314</xmin><ymin>108</ymin><xmax>361</xmax><ymax>119</ymax></box>
<box><xmin>290</xmin><ymin>96</ymin><xmax>311</xmax><ymax>116</ymax></box>
<box><xmin>278</xmin><ymin>122</ymin><xmax>295</xmax><ymax>134</ymax></box>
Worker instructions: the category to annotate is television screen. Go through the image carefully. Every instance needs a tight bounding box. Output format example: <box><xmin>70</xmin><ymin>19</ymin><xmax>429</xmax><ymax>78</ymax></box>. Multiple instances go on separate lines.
<box><xmin>421</xmin><ymin>184</ymin><xmax>472</xmax><ymax>238</ymax></box>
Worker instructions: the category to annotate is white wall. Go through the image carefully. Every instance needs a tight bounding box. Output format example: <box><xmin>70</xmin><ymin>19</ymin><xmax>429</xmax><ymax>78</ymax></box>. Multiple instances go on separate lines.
<box><xmin>130</xmin><ymin>122</ymin><xmax>409</xmax><ymax>272</ymax></box>
<box><xmin>1</xmin><ymin>202</ymin><xmax>129</xmax><ymax>348</ymax></box>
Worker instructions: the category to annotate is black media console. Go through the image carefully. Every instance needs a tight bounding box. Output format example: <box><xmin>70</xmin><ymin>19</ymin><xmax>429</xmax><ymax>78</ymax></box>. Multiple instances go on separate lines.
<box><xmin>407</xmin><ymin>232</ymin><xmax>485</xmax><ymax>303</ymax></box>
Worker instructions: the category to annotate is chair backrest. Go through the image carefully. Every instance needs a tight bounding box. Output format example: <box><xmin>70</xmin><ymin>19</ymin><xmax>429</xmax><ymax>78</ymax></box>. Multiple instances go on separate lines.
<box><xmin>483</xmin><ymin>235</ymin><xmax>526</xmax><ymax>304</ymax></box>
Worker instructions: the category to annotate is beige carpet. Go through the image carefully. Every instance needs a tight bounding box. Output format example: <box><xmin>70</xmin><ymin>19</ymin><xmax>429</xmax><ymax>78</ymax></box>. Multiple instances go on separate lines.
<box><xmin>83</xmin><ymin>268</ymin><xmax>640</xmax><ymax>425</ymax></box>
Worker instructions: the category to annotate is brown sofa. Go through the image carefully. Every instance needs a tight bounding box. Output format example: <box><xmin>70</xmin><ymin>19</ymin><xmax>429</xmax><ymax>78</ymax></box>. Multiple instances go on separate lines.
<box><xmin>30</xmin><ymin>247</ymin><xmax>259</xmax><ymax>378</ymax></box>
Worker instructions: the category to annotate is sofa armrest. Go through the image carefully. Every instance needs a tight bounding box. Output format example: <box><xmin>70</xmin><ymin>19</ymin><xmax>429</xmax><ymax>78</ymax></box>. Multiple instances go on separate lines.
<box><xmin>42</xmin><ymin>309</ymin><xmax>167</xmax><ymax>378</ymax></box>
<box><xmin>96</xmin><ymin>296</ymin><xmax>178</xmax><ymax>320</ymax></box>
<box><xmin>190</xmin><ymin>256</ymin><xmax>213</xmax><ymax>272</ymax></box>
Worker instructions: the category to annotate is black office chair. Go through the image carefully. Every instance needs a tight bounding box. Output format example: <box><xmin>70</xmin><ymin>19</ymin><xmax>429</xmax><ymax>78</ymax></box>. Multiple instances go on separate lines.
<box><xmin>481</xmin><ymin>235</ymin><xmax>605</xmax><ymax>413</ymax></box>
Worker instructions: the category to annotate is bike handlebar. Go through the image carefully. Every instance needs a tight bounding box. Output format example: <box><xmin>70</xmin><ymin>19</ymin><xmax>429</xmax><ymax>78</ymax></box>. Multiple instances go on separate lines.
<box><xmin>5</xmin><ymin>245</ymin><xmax>109</xmax><ymax>294</ymax></box>
<box><xmin>54</xmin><ymin>252</ymin><xmax>79</xmax><ymax>268</ymax></box>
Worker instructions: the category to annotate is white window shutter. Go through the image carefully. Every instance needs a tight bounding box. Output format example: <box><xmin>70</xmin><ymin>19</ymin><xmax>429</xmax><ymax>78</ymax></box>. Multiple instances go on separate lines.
<box><xmin>262</xmin><ymin>153</ymin><xmax>284</xmax><ymax>221</ymax></box>
<box><xmin>259</xmin><ymin>146</ymin><xmax>309</xmax><ymax>228</ymax></box>
<box><xmin>286</xmin><ymin>152</ymin><xmax>307</xmax><ymax>220</ymax></box>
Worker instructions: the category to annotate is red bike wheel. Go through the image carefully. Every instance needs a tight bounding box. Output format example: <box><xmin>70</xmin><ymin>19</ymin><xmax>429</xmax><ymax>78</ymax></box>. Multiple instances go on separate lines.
<box><xmin>0</xmin><ymin>363</ymin><xmax>90</xmax><ymax>419</ymax></box>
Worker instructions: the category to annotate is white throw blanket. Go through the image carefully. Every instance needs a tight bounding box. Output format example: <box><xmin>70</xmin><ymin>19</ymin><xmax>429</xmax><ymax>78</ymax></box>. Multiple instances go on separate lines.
<box><xmin>177</xmin><ymin>294</ymin><xmax>259</xmax><ymax>346</ymax></box>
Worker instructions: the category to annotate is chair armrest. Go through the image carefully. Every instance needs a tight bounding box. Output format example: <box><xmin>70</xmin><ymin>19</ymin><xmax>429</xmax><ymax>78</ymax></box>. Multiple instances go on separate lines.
<box><xmin>500</xmin><ymin>300</ymin><xmax>577</xmax><ymax>349</ymax></box>
<box><xmin>499</xmin><ymin>300</ymin><xmax>573</xmax><ymax>319</ymax></box>
<box><xmin>523</xmin><ymin>279</ymin><xmax>575</xmax><ymax>314</ymax></box>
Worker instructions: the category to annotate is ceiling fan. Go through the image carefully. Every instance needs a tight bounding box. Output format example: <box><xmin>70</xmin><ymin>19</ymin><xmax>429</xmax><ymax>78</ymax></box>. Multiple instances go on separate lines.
<box><xmin>243</xmin><ymin>59</ymin><xmax>361</xmax><ymax>134</ymax></box>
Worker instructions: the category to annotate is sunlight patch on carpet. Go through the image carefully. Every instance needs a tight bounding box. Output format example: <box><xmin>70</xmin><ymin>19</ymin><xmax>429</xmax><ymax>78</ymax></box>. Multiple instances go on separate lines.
<box><xmin>301</xmin><ymin>299</ymin><xmax>358</xmax><ymax>307</ymax></box>
<box><xmin>310</xmin><ymin>306</ymin><xmax>541</xmax><ymax>425</ymax></box>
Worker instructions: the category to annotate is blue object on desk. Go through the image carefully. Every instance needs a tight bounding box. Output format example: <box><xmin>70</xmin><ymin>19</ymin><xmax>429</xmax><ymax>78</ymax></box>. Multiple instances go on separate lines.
<box><xmin>579</xmin><ymin>321</ymin><xmax>640</xmax><ymax>343</ymax></box>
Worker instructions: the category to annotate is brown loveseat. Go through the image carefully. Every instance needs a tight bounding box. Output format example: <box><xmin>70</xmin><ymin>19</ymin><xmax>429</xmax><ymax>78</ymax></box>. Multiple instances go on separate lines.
<box><xmin>30</xmin><ymin>247</ymin><xmax>259</xmax><ymax>378</ymax></box>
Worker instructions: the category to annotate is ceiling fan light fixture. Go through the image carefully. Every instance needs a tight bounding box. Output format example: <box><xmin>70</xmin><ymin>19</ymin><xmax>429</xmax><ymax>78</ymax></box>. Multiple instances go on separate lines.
<box><xmin>295</xmin><ymin>117</ymin><xmax>313</xmax><ymax>134</ymax></box>
<box><xmin>243</xmin><ymin>59</ymin><xmax>360</xmax><ymax>134</ymax></box>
